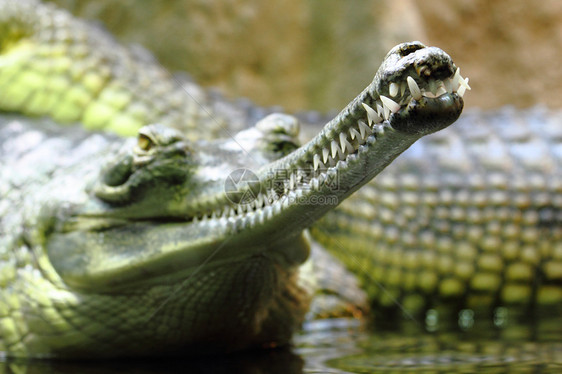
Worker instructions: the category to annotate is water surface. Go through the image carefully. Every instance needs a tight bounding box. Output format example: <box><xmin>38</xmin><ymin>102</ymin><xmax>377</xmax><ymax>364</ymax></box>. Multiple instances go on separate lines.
<box><xmin>2</xmin><ymin>310</ymin><xmax>560</xmax><ymax>373</ymax></box>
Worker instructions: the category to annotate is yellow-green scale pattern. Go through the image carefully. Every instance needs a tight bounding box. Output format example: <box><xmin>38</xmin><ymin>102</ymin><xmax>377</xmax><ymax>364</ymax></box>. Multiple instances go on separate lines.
<box><xmin>312</xmin><ymin>108</ymin><xmax>562</xmax><ymax>315</ymax></box>
<box><xmin>0</xmin><ymin>0</ymin><xmax>223</xmax><ymax>140</ymax></box>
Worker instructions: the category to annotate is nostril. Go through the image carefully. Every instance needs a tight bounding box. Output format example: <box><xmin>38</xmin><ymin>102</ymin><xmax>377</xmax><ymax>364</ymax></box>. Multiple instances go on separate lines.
<box><xmin>433</xmin><ymin>64</ymin><xmax>456</xmax><ymax>81</ymax></box>
<box><xmin>398</xmin><ymin>42</ymin><xmax>426</xmax><ymax>57</ymax></box>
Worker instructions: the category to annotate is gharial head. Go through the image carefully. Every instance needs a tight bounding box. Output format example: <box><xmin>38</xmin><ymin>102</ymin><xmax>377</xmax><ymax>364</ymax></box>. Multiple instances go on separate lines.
<box><xmin>372</xmin><ymin>42</ymin><xmax>468</xmax><ymax>135</ymax></box>
<box><xmin>46</xmin><ymin>41</ymin><xmax>467</xmax><ymax>292</ymax></box>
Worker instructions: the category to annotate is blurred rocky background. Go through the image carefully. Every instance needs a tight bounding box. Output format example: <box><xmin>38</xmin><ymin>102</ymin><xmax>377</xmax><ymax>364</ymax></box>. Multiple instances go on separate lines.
<box><xmin>47</xmin><ymin>0</ymin><xmax>562</xmax><ymax>113</ymax></box>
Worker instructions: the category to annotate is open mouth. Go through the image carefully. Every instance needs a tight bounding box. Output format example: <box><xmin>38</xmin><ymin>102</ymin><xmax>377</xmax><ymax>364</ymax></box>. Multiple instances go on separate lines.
<box><xmin>308</xmin><ymin>66</ymin><xmax>470</xmax><ymax>172</ymax></box>
<box><xmin>191</xmin><ymin>66</ymin><xmax>469</xmax><ymax>226</ymax></box>
<box><xmin>84</xmin><ymin>43</ymin><xmax>468</xmax><ymax>233</ymax></box>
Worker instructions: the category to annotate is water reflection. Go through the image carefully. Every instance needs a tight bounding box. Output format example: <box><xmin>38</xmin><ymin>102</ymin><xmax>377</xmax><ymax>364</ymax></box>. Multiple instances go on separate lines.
<box><xmin>2</xmin><ymin>311</ymin><xmax>561</xmax><ymax>374</ymax></box>
<box><xmin>0</xmin><ymin>349</ymin><xmax>304</xmax><ymax>374</ymax></box>
<box><xmin>323</xmin><ymin>309</ymin><xmax>562</xmax><ymax>373</ymax></box>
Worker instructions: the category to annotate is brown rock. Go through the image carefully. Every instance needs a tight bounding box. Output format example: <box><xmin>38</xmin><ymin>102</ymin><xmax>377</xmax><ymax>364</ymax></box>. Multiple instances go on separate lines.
<box><xmin>48</xmin><ymin>0</ymin><xmax>562</xmax><ymax>111</ymax></box>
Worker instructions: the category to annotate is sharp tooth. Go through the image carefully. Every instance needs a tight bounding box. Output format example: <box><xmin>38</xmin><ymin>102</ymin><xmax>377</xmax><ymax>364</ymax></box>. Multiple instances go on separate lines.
<box><xmin>453</xmin><ymin>67</ymin><xmax>462</xmax><ymax>89</ymax></box>
<box><xmin>267</xmin><ymin>205</ymin><xmax>276</xmax><ymax>219</ymax></box>
<box><xmin>295</xmin><ymin>170</ymin><xmax>303</xmax><ymax>183</ymax></box>
<box><xmin>381</xmin><ymin>95</ymin><xmax>400</xmax><ymax>114</ymax></box>
<box><xmin>322</xmin><ymin>147</ymin><xmax>329</xmax><ymax>163</ymax></box>
<box><xmin>339</xmin><ymin>132</ymin><xmax>352</xmax><ymax>153</ymax></box>
<box><xmin>436</xmin><ymin>86</ymin><xmax>447</xmax><ymax>96</ymax></box>
<box><xmin>266</xmin><ymin>190</ymin><xmax>275</xmax><ymax>204</ymax></box>
<box><xmin>376</xmin><ymin>103</ymin><xmax>385</xmax><ymax>119</ymax></box>
<box><xmin>257</xmin><ymin>210</ymin><xmax>265</xmax><ymax>225</ymax></box>
<box><xmin>249</xmin><ymin>200</ymin><xmax>257</xmax><ymax>212</ymax></box>
<box><xmin>282</xmin><ymin>195</ymin><xmax>291</xmax><ymax>209</ymax></box>
<box><xmin>461</xmin><ymin>77</ymin><xmax>471</xmax><ymax>90</ymax></box>
<box><xmin>344</xmin><ymin>138</ymin><xmax>353</xmax><ymax>153</ymax></box>
<box><xmin>289</xmin><ymin>172</ymin><xmax>295</xmax><ymax>190</ymax></box>
<box><xmin>311</xmin><ymin>177</ymin><xmax>319</xmax><ymax>191</ymax></box>
<box><xmin>274</xmin><ymin>198</ymin><xmax>283</xmax><ymax>214</ymax></box>
<box><xmin>389</xmin><ymin>82</ymin><xmax>399</xmax><ymax>97</ymax></box>
<box><xmin>349</xmin><ymin>127</ymin><xmax>361</xmax><ymax>140</ymax></box>
<box><xmin>255</xmin><ymin>195</ymin><xmax>263</xmax><ymax>209</ymax></box>
<box><xmin>382</xmin><ymin>104</ymin><xmax>390</xmax><ymax>120</ymax></box>
<box><xmin>444</xmin><ymin>77</ymin><xmax>454</xmax><ymax>93</ymax></box>
<box><xmin>401</xmin><ymin>82</ymin><xmax>407</xmax><ymax>97</ymax></box>
<box><xmin>221</xmin><ymin>207</ymin><xmax>229</xmax><ymax>218</ymax></box>
<box><xmin>331</xmin><ymin>140</ymin><xmax>340</xmax><ymax>159</ymax></box>
<box><xmin>457</xmin><ymin>77</ymin><xmax>470</xmax><ymax>97</ymax></box>
<box><xmin>313</xmin><ymin>153</ymin><xmax>320</xmax><ymax>171</ymax></box>
<box><xmin>362</xmin><ymin>102</ymin><xmax>381</xmax><ymax>125</ymax></box>
<box><xmin>339</xmin><ymin>133</ymin><xmax>347</xmax><ymax>153</ymax></box>
<box><xmin>358</xmin><ymin>120</ymin><xmax>371</xmax><ymax>139</ymax></box>
<box><xmin>417</xmin><ymin>65</ymin><xmax>429</xmax><ymax>77</ymax></box>
<box><xmin>407</xmin><ymin>76</ymin><xmax>422</xmax><ymax>100</ymax></box>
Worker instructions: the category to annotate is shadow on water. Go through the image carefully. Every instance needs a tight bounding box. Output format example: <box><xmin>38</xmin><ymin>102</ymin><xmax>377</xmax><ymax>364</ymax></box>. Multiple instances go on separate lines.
<box><xmin>0</xmin><ymin>348</ymin><xmax>304</xmax><ymax>374</ymax></box>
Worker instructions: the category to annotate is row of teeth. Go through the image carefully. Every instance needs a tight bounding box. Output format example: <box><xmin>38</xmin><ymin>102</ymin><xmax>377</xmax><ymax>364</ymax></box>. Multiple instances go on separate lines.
<box><xmin>393</xmin><ymin>67</ymin><xmax>470</xmax><ymax>102</ymax></box>
<box><xmin>310</xmin><ymin>68</ymin><xmax>469</xmax><ymax>172</ymax></box>
<box><xmin>193</xmin><ymin>68</ymin><xmax>470</xmax><ymax>224</ymax></box>
<box><xmin>193</xmin><ymin>188</ymin><xmax>308</xmax><ymax>223</ymax></box>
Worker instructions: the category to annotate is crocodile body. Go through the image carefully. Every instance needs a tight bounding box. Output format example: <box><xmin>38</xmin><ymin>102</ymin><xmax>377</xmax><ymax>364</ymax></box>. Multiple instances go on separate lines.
<box><xmin>315</xmin><ymin>106</ymin><xmax>562</xmax><ymax>316</ymax></box>
<box><xmin>0</xmin><ymin>0</ymin><xmax>560</xmax><ymax>360</ymax></box>
<box><xmin>0</xmin><ymin>115</ymin><xmax>316</xmax><ymax>357</ymax></box>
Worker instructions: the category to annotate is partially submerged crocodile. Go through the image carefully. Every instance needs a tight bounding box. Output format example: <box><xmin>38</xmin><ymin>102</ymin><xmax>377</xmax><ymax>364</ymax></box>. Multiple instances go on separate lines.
<box><xmin>0</xmin><ymin>0</ymin><xmax>560</xmax><ymax>360</ymax></box>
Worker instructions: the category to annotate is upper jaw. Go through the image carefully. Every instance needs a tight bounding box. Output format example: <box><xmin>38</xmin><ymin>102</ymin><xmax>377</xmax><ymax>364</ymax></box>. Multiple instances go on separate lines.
<box><xmin>368</xmin><ymin>41</ymin><xmax>469</xmax><ymax>128</ymax></box>
<box><xmin>176</xmin><ymin>42</ymin><xmax>468</xmax><ymax>240</ymax></box>
<box><xmin>73</xmin><ymin>42</ymin><xmax>468</xmax><ymax>231</ymax></box>
<box><xmin>47</xmin><ymin>42</ymin><xmax>467</xmax><ymax>289</ymax></box>
<box><xmin>375</xmin><ymin>41</ymin><xmax>469</xmax><ymax>99</ymax></box>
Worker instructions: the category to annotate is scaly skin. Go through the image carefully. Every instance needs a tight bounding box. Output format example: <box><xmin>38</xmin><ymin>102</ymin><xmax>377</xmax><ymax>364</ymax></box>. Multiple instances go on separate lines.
<box><xmin>0</xmin><ymin>1</ymin><xmax>466</xmax><ymax>356</ymax></box>
<box><xmin>1</xmin><ymin>0</ymin><xmax>560</xmax><ymax>362</ymax></box>
<box><xmin>313</xmin><ymin>106</ymin><xmax>562</xmax><ymax>317</ymax></box>
<box><xmin>0</xmin><ymin>114</ymin><xmax>313</xmax><ymax>358</ymax></box>
<box><xmin>0</xmin><ymin>0</ymin><xmax>226</xmax><ymax>139</ymax></box>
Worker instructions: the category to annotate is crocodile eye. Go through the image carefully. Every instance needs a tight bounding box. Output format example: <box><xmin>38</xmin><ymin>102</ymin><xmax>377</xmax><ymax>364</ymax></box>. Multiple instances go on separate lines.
<box><xmin>137</xmin><ymin>134</ymin><xmax>153</xmax><ymax>151</ymax></box>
